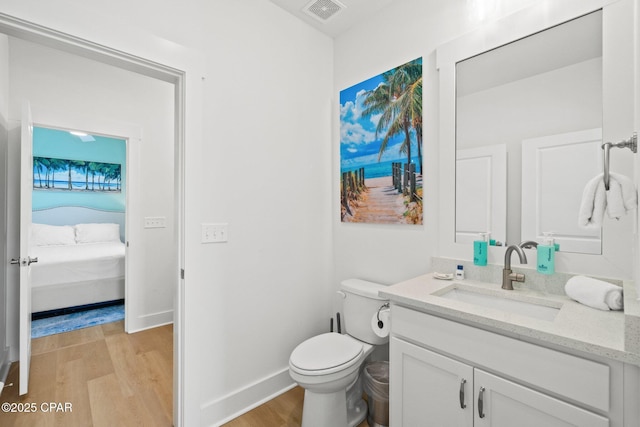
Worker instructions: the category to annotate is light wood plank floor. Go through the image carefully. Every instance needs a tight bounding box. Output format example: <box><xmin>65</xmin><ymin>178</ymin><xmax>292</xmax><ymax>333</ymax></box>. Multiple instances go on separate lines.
<box><xmin>223</xmin><ymin>386</ymin><xmax>370</xmax><ymax>427</ymax></box>
<box><xmin>0</xmin><ymin>320</ymin><xmax>173</xmax><ymax>427</ymax></box>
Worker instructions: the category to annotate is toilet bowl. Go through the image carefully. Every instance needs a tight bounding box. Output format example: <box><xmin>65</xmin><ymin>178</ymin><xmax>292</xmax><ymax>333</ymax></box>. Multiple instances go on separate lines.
<box><xmin>290</xmin><ymin>333</ymin><xmax>373</xmax><ymax>427</ymax></box>
<box><xmin>289</xmin><ymin>279</ymin><xmax>390</xmax><ymax>427</ymax></box>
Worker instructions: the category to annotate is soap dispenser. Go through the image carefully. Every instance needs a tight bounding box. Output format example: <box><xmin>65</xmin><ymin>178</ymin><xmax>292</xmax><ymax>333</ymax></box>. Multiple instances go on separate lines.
<box><xmin>537</xmin><ymin>232</ymin><xmax>556</xmax><ymax>275</ymax></box>
<box><xmin>473</xmin><ymin>232</ymin><xmax>489</xmax><ymax>266</ymax></box>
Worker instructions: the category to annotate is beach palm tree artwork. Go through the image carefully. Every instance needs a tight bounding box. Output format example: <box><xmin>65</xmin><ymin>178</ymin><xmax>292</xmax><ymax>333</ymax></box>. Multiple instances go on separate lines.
<box><xmin>340</xmin><ymin>58</ymin><xmax>423</xmax><ymax>225</ymax></box>
<box><xmin>33</xmin><ymin>156</ymin><xmax>121</xmax><ymax>192</ymax></box>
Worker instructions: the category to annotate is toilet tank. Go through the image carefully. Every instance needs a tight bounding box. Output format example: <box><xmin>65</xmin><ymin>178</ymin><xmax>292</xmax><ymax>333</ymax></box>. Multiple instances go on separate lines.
<box><xmin>340</xmin><ymin>279</ymin><xmax>389</xmax><ymax>345</ymax></box>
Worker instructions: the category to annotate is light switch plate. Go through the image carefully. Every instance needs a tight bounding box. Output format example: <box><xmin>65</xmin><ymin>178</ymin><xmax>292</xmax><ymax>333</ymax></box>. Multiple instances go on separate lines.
<box><xmin>202</xmin><ymin>223</ymin><xmax>228</xmax><ymax>243</ymax></box>
<box><xmin>144</xmin><ymin>216</ymin><xmax>167</xmax><ymax>228</ymax></box>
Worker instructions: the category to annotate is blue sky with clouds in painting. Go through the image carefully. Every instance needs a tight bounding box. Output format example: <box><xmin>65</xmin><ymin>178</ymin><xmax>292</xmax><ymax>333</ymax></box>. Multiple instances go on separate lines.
<box><xmin>339</xmin><ymin>61</ymin><xmax>421</xmax><ymax>173</ymax></box>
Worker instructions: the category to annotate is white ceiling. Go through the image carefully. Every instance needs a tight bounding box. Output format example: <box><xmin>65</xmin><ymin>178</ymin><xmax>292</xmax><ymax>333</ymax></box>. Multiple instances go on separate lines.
<box><xmin>269</xmin><ymin>0</ymin><xmax>396</xmax><ymax>38</ymax></box>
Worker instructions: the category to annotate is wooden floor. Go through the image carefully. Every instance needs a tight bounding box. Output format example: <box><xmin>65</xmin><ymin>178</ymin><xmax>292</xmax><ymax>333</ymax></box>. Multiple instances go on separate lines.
<box><xmin>223</xmin><ymin>386</ymin><xmax>370</xmax><ymax>427</ymax></box>
<box><xmin>0</xmin><ymin>320</ymin><xmax>173</xmax><ymax>427</ymax></box>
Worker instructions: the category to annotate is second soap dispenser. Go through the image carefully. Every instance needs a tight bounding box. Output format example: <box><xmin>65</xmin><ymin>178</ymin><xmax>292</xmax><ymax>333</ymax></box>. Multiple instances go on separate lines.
<box><xmin>537</xmin><ymin>232</ymin><xmax>556</xmax><ymax>275</ymax></box>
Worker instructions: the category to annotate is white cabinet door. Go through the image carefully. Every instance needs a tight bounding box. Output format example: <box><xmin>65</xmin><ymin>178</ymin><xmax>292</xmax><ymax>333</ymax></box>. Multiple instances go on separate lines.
<box><xmin>390</xmin><ymin>337</ymin><xmax>473</xmax><ymax>427</ymax></box>
<box><xmin>474</xmin><ymin>369</ymin><xmax>608</xmax><ymax>427</ymax></box>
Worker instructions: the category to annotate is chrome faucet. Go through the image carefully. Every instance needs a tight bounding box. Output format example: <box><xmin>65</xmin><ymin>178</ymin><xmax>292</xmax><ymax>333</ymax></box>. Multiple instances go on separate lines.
<box><xmin>502</xmin><ymin>245</ymin><xmax>528</xmax><ymax>290</ymax></box>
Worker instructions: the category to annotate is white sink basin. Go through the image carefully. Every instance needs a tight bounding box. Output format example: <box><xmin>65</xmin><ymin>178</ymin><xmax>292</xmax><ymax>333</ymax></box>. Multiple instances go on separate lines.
<box><xmin>438</xmin><ymin>287</ymin><xmax>561</xmax><ymax>321</ymax></box>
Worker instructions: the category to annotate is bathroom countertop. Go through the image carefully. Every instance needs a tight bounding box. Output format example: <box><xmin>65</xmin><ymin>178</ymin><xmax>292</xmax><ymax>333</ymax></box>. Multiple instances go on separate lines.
<box><xmin>379</xmin><ymin>273</ymin><xmax>640</xmax><ymax>366</ymax></box>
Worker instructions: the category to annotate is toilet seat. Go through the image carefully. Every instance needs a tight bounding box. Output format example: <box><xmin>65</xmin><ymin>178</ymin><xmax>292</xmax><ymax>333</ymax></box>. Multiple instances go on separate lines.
<box><xmin>290</xmin><ymin>333</ymin><xmax>363</xmax><ymax>376</ymax></box>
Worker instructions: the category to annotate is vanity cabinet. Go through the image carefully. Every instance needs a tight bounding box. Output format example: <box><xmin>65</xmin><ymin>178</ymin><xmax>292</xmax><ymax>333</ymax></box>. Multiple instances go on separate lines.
<box><xmin>389</xmin><ymin>305</ymin><xmax>622</xmax><ymax>426</ymax></box>
<box><xmin>391</xmin><ymin>338</ymin><xmax>608</xmax><ymax>426</ymax></box>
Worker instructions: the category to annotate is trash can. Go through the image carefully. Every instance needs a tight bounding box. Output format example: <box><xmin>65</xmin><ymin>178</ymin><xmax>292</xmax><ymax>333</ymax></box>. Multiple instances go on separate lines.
<box><xmin>363</xmin><ymin>361</ymin><xmax>389</xmax><ymax>427</ymax></box>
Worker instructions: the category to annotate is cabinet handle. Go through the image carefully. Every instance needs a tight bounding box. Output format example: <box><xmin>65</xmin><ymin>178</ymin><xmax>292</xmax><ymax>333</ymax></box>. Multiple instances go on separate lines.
<box><xmin>459</xmin><ymin>378</ymin><xmax>467</xmax><ymax>409</ymax></box>
<box><xmin>478</xmin><ymin>386</ymin><xmax>486</xmax><ymax>419</ymax></box>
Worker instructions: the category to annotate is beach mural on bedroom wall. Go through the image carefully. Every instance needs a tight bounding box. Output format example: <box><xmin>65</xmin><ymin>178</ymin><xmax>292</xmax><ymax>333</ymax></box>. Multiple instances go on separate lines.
<box><xmin>340</xmin><ymin>57</ymin><xmax>423</xmax><ymax>225</ymax></box>
<box><xmin>32</xmin><ymin>126</ymin><xmax>127</xmax><ymax>241</ymax></box>
<box><xmin>33</xmin><ymin>156</ymin><xmax>122</xmax><ymax>193</ymax></box>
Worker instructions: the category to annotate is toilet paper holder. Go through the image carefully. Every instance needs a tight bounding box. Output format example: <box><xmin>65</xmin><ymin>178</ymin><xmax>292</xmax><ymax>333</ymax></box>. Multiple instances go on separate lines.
<box><xmin>376</xmin><ymin>303</ymin><xmax>390</xmax><ymax>329</ymax></box>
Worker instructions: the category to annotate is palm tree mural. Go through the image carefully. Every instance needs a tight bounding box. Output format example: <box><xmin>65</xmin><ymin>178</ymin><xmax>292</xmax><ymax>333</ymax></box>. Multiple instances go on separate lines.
<box><xmin>360</xmin><ymin>58</ymin><xmax>423</xmax><ymax>174</ymax></box>
<box><xmin>33</xmin><ymin>156</ymin><xmax>121</xmax><ymax>193</ymax></box>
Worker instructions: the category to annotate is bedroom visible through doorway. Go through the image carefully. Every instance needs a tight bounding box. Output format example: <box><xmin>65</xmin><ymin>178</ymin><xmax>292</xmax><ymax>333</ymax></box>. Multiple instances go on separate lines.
<box><xmin>29</xmin><ymin>126</ymin><xmax>128</xmax><ymax>337</ymax></box>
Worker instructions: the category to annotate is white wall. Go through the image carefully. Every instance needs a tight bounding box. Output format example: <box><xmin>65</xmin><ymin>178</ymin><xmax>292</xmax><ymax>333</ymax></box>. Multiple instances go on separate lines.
<box><xmin>193</xmin><ymin>2</ymin><xmax>333</xmax><ymax>423</ymax></box>
<box><xmin>0</xmin><ymin>0</ymin><xmax>334</xmax><ymax>425</ymax></box>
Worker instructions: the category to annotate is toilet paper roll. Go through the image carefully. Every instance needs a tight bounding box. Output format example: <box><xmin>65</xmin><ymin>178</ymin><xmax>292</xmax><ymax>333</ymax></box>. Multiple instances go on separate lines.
<box><xmin>371</xmin><ymin>308</ymin><xmax>390</xmax><ymax>338</ymax></box>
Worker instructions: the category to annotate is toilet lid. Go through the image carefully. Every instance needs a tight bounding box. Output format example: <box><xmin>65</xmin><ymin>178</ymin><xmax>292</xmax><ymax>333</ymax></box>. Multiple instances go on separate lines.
<box><xmin>290</xmin><ymin>333</ymin><xmax>363</xmax><ymax>373</ymax></box>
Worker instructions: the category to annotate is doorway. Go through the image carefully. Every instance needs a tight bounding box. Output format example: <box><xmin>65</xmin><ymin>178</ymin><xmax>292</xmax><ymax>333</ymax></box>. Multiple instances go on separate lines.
<box><xmin>0</xmin><ymin>15</ymin><xmax>185</xmax><ymax>425</ymax></box>
<box><xmin>30</xmin><ymin>126</ymin><xmax>128</xmax><ymax>338</ymax></box>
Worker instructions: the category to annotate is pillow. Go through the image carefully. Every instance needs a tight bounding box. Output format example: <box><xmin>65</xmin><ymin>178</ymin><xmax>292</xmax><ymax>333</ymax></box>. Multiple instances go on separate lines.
<box><xmin>31</xmin><ymin>223</ymin><xmax>77</xmax><ymax>246</ymax></box>
<box><xmin>75</xmin><ymin>223</ymin><xmax>121</xmax><ymax>244</ymax></box>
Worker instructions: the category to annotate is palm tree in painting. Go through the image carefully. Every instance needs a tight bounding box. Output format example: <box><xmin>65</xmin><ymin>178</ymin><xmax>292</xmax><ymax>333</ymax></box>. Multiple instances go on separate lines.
<box><xmin>104</xmin><ymin>164</ymin><xmax>121</xmax><ymax>191</ymax></box>
<box><xmin>99</xmin><ymin>163</ymin><xmax>111</xmax><ymax>190</ymax></box>
<box><xmin>361</xmin><ymin>58</ymin><xmax>423</xmax><ymax>173</ymax></box>
<box><xmin>116</xmin><ymin>164</ymin><xmax>122</xmax><ymax>191</ymax></box>
<box><xmin>49</xmin><ymin>158</ymin><xmax>68</xmax><ymax>189</ymax></box>
<box><xmin>404</xmin><ymin>70</ymin><xmax>422</xmax><ymax>174</ymax></box>
<box><xmin>88</xmin><ymin>162</ymin><xmax>100</xmax><ymax>191</ymax></box>
<box><xmin>33</xmin><ymin>157</ymin><xmax>49</xmax><ymax>188</ymax></box>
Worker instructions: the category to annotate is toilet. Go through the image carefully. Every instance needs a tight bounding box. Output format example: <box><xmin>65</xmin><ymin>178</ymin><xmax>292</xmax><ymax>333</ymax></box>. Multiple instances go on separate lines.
<box><xmin>289</xmin><ymin>279</ymin><xmax>390</xmax><ymax>427</ymax></box>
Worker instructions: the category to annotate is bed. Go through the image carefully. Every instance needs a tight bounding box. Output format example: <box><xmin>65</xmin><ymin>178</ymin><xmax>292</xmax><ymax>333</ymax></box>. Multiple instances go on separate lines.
<box><xmin>29</xmin><ymin>223</ymin><xmax>125</xmax><ymax>314</ymax></box>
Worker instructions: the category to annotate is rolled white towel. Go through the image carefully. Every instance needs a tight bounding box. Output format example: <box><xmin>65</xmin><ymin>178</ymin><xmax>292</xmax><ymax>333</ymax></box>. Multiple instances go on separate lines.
<box><xmin>565</xmin><ymin>275</ymin><xmax>623</xmax><ymax>311</ymax></box>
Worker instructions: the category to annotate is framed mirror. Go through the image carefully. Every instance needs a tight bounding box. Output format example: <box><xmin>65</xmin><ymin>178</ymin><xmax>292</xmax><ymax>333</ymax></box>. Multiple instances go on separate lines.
<box><xmin>437</xmin><ymin>0</ymin><xmax>636</xmax><ymax>278</ymax></box>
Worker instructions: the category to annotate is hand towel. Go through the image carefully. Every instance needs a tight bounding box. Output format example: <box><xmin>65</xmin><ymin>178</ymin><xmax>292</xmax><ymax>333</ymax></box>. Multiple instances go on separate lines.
<box><xmin>606</xmin><ymin>177</ymin><xmax>626</xmax><ymax>219</ymax></box>
<box><xmin>565</xmin><ymin>275</ymin><xmax>623</xmax><ymax>311</ymax></box>
<box><xmin>579</xmin><ymin>172</ymin><xmax>637</xmax><ymax>227</ymax></box>
<box><xmin>578</xmin><ymin>174</ymin><xmax>606</xmax><ymax>228</ymax></box>
<box><xmin>609</xmin><ymin>172</ymin><xmax>638</xmax><ymax>213</ymax></box>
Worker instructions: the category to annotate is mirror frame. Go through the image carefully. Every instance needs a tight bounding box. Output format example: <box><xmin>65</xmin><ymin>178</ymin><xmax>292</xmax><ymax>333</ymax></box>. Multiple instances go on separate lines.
<box><xmin>436</xmin><ymin>0</ymin><xmax>636</xmax><ymax>279</ymax></box>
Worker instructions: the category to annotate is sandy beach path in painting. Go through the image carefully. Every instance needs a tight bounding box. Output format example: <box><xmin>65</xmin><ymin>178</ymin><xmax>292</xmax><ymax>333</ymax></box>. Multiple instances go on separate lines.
<box><xmin>345</xmin><ymin>176</ymin><xmax>406</xmax><ymax>223</ymax></box>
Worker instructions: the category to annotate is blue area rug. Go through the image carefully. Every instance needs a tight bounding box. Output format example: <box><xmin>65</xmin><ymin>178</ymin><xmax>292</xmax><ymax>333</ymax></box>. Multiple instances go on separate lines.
<box><xmin>31</xmin><ymin>304</ymin><xmax>124</xmax><ymax>339</ymax></box>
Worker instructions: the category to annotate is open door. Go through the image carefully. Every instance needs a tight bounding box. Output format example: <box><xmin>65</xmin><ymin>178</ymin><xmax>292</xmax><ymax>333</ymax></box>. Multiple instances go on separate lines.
<box><xmin>17</xmin><ymin>101</ymin><xmax>35</xmax><ymax>395</ymax></box>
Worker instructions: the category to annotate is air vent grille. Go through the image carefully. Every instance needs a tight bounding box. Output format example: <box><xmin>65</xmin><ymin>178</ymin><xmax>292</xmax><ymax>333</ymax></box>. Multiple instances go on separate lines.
<box><xmin>304</xmin><ymin>0</ymin><xmax>346</xmax><ymax>22</ymax></box>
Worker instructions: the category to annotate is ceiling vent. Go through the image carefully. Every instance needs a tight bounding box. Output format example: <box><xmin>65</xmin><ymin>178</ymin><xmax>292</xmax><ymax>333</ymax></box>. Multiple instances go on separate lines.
<box><xmin>303</xmin><ymin>0</ymin><xmax>346</xmax><ymax>22</ymax></box>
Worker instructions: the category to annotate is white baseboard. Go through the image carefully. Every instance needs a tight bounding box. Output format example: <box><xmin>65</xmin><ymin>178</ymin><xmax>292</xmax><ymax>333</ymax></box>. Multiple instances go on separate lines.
<box><xmin>201</xmin><ymin>367</ymin><xmax>296</xmax><ymax>427</ymax></box>
<box><xmin>127</xmin><ymin>309</ymin><xmax>173</xmax><ymax>333</ymax></box>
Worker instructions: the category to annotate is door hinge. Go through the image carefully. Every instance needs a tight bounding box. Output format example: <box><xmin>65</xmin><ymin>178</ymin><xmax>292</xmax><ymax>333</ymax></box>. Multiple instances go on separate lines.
<box><xmin>180</xmin><ymin>269</ymin><xmax>185</xmax><ymax>279</ymax></box>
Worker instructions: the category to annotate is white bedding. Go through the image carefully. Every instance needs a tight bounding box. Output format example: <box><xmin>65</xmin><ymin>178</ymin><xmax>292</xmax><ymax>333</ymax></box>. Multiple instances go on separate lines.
<box><xmin>31</xmin><ymin>242</ymin><xmax>125</xmax><ymax>288</ymax></box>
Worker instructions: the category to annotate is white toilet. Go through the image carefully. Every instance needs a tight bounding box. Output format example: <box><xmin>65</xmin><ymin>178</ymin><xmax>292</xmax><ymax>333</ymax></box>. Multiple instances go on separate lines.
<box><xmin>289</xmin><ymin>279</ymin><xmax>390</xmax><ymax>427</ymax></box>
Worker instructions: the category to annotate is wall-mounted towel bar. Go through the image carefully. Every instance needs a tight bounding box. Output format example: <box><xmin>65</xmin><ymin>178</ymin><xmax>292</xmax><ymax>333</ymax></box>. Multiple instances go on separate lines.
<box><xmin>601</xmin><ymin>132</ymin><xmax>637</xmax><ymax>190</ymax></box>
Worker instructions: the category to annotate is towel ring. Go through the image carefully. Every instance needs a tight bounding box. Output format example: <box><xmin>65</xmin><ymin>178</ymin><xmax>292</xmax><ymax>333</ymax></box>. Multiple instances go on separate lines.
<box><xmin>601</xmin><ymin>132</ymin><xmax>637</xmax><ymax>190</ymax></box>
